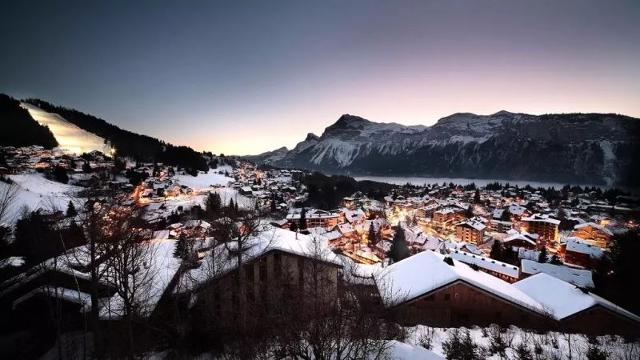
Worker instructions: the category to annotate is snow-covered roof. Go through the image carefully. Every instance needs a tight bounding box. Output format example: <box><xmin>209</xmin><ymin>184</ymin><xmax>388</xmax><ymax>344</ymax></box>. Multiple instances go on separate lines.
<box><xmin>503</xmin><ymin>231</ymin><xmax>538</xmax><ymax>246</ymax></box>
<box><xmin>508</xmin><ymin>204</ymin><xmax>527</xmax><ymax>216</ymax></box>
<box><xmin>179</xmin><ymin>226</ymin><xmax>343</xmax><ymax>293</ymax></box>
<box><xmin>449</xmin><ymin>250</ymin><xmax>519</xmax><ymax>278</ymax></box>
<box><xmin>565</xmin><ymin>237</ymin><xmax>604</xmax><ymax>258</ymax></box>
<box><xmin>0</xmin><ymin>256</ymin><xmax>25</xmax><ymax>270</ymax></box>
<box><xmin>13</xmin><ymin>286</ymin><xmax>91</xmax><ymax>312</ymax></box>
<box><xmin>522</xmin><ymin>214</ymin><xmax>560</xmax><ymax>225</ymax></box>
<box><xmin>337</xmin><ymin>222</ymin><xmax>355</xmax><ymax>234</ymax></box>
<box><xmin>514</xmin><ymin>273</ymin><xmax>640</xmax><ymax>322</ymax></box>
<box><xmin>456</xmin><ymin>219</ymin><xmax>486</xmax><ymax>231</ymax></box>
<box><xmin>375</xmin><ymin>251</ymin><xmax>544</xmax><ymax>313</ymax></box>
<box><xmin>520</xmin><ymin>259</ymin><xmax>594</xmax><ymax>288</ymax></box>
<box><xmin>573</xmin><ymin>222</ymin><xmax>613</xmax><ymax>236</ymax></box>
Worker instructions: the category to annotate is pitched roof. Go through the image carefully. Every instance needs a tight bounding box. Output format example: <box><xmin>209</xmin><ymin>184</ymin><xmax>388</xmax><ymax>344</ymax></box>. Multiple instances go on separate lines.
<box><xmin>520</xmin><ymin>259</ymin><xmax>594</xmax><ymax>288</ymax></box>
<box><xmin>375</xmin><ymin>251</ymin><xmax>544</xmax><ymax>312</ymax></box>
<box><xmin>514</xmin><ymin>273</ymin><xmax>640</xmax><ymax>322</ymax></box>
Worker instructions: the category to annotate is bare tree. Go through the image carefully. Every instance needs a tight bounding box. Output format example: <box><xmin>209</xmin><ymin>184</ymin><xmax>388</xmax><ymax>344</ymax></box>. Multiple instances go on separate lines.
<box><xmin>99</xmin><ymin>206</ymin><xmax>156</xmax><ymax>359</ymax></box>
<box><xmin>0</xmin><ymin>181</ymin><xmax>19</xmax><ymax>235</ymax></box>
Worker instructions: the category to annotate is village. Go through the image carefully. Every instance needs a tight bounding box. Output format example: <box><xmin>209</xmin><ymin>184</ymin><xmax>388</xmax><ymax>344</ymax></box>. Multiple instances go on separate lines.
<box><xmin>1</xmin><ymin>144</ymin><xmax>639</xmax><ymax>358</ymax></box>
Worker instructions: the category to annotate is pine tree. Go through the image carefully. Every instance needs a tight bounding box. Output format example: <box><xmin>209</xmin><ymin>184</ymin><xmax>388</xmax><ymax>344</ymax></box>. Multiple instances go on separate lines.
<box><xmin>82</xmin><ymin>161</ymin><xmax>92</xmax><ymax>173</ymax></box>
<box><xmin>387</xmin><ymin>226</ymin><xmax>410</xmax><ymax>263</ymax></box>
<box><xmin>228</xmin><ymin>198</ymin><xmax>235</xmax><ymax>217</ymax></box>
<box><xmin>299</xmin><ymin>207</ymin><xmax>307</xmax><ymax>230</ymax></box>
<box><xmin>490</xmin><ymin>240</ymin><xmax>503</xmax><ymax>260</ymax></box>
<box><xmin>368</xmin><ymin>222</ymin><xmax>377</xmax><ymax>246</ymax></box>
<box><xmin>205</xmin><ymin>192</ymin><xmax>222</xmax><ymax>220</ymax></box>
<box><xmin>66</xmin><ymin>201</ymin><xmax>77</xmax><ymax>217</ymax></box>
<box><xmin>473</xmin><ymin>189</ymin><xmax>481</xmax><ymax>204</ymax></box>
<box><xmin>538</xmin><ymin>246</ymin><xmax>548</xmax><ymax>263</ymax></box>
<box><xmin>174</xmin><ymin>236</ymin><xmax>185</xmax><ymax>258</ymax></box>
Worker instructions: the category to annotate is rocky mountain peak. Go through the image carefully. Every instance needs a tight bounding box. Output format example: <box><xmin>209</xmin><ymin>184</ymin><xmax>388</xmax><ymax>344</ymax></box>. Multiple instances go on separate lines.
<box><xmin>304</xmin><ymin>133</ymin><xmax>319</xmax><ymax>141</ymax></box>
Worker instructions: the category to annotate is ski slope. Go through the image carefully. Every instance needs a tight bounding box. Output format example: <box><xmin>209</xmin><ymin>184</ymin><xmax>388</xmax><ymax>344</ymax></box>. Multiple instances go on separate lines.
<box><xmin>20</xmin><ymin>102</ymin><xmax>113</xmax><ymax>155</ymax></box>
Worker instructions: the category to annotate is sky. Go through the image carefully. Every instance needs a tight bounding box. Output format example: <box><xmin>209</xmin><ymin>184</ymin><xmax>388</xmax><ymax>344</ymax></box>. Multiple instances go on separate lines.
<box><xmin>1</xmin><ymin>0</ymin><xmax>639</xmax><ymax>155</ymax></box>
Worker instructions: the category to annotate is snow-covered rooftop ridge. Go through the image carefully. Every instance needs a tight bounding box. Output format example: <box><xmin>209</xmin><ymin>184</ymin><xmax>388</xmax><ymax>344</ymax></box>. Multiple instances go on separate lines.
<box><xmin>573</xmin><ymin>222</ymin><xmax>613</xmax><ymax>236</ymax></box>
<box><xmin>456</xmin><ymin>218</ymin><xmax>486</xmax><ymax>231</ymax></box>
<box><xmin>520</xmin><ymin>259</ymin><xmax>594</xmax><ymax>288</ymax></box>
<box><xmin>13</xmin><ymin>286</ymin><xmax>91</xmax><ymax>312</ymax></box>
<box><xmin>514</xmin><ymin>273</ymin><xmax>640</xmax><ymax>322</ymax></box>
<box><xmin>449</xmin><ymin>250</ymin><xmax>519</xmax><ymax>278</ymax></box>
<box><xmin>179</xmin><ymin>226</ymin><xmax>342</xmax><ymax>293</ymax></box>
<box><xmin>375</xmin><ymin>250</ymin><xmax>544</xmax><ymax>312</ymax></box>
<box><xmin>522</xmin><ymin>213</ymin><xmax>561</xmax><ymax>225</ymax></box>
<box><xmin>564</xmin><ymin>237</ymin><xmax>605</xmax><ymax>258</ymax></box>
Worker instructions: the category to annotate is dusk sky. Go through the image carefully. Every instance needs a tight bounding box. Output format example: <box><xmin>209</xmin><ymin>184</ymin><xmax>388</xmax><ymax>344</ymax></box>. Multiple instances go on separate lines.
<box><xmin>2</xmin><ymin>0</ymin><xmax>639</xmax><ymax>155</ymax></box>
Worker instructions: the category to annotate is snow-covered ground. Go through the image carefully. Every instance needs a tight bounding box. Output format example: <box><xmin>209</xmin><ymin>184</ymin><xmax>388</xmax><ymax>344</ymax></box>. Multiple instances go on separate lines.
<box><xmin>173</xmin><ymin>168</ymin><xmax>233</xmax><ymax>191</ymax></box>
<box><xmin>20</xmin><ymin>102</ymin><xmax>113</xmax><ymax>155</ymax></box>
<box><xmin>406</xmin><ymin>325</ymin><xmax>639</xmax><ymax>359</ymax></box>
<box><xmin>1</xmin><ymin>174</ymin><xmax>82</xmax><ymax>223</ymax></box>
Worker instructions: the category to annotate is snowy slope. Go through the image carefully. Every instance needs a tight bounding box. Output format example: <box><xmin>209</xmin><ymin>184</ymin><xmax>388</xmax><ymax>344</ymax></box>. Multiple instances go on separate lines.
<box><xmin>1</xmin><ymin>174</ymin><xmax>82</xmax><ymax>224</ymax></box>
<box><xmin>20</xmin><ymin>102</ymin><xmax>113</xmax><ymax>155</ymax></box>
<box><xmin>174</xmin><ymin>168</ymin><xmax>234</xmax><ymax>190</ymax></box>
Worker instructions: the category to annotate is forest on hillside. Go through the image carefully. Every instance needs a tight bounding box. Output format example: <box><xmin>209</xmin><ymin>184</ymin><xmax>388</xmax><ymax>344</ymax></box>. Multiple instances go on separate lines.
<box><xmin>24</xmin><ymin>99</ymin><xmax>208</xmax><ymax>172</ymax></box>
<box><xmin>0</xmin><ymin>94</ymin><xmax>58</xmax><ymax>149</ymax></box>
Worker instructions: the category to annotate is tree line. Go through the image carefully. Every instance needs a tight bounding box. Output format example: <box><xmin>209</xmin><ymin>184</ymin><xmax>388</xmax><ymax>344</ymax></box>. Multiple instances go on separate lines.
<box><xmin>24</xmin><ymin>98</ymin><xmax>208</xmax><ymax>173</ymax></box>
<box><xmin>0</xmin><ymin>94</ymin><xmax>58</xmax><ymax>149</ymax></box>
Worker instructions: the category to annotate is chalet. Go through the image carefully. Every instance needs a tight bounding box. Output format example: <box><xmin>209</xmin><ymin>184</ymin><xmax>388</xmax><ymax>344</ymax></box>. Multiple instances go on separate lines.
<box><xmin>180</xmin><ymin>227</ymin><xmax>343</xmax><ymax>328</ymax></box>
<box><xmin>561</xmin><ymin>237</ymin><xmax>605</xmax><ymax>268</ymax></box>
<box><xmin>375</xmin><ymin>251</ymin><xmax>550</xmax><ymax>329</ymax></box>
<box><xmin>522</xmin><ymin>214</ymin><xmax>560</xmax><ymax>247</ymax></box>
<box><xmin>286</xmin><ymin>208</ymin><xmax>339</xmax><ymax>229</ymax></box>
<box><xmin>432</xmin><ymin>207</ymin><xmax>464</xmax><ymax>230</ymax></box>
<box><xmin>239</xmin><ymin>186</ymin><xmax>253</xmax><ymax>196</ymax></box>
<box><xmin>455</xmin><ymin>219</ymin><xmax>486</xmax><ymax>244</ymax></box>
<box><xmin>488</xmin><ymin>219</ymin><xmax>513</xmax><ymax>233</ymax></box>
<box><xmin>571</xmin><ymin>222</ymin><xmax>613</xmax><ymax>248</ymax></box>
<box><xmin>514</xmin><ymin>274</ymin><xmax>640</xmax><ymax>336</ymax></box>
<box><xmin>502</xmin><ymin>231</ymin><xmax>538</xmax><ymax>250</ymax></box>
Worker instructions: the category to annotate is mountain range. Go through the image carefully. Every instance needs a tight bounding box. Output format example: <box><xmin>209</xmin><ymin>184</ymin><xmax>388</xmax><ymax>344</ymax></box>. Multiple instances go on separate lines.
<box><xmin>246</xmin><ymin>111</ymin><xmax>640</xmax><ymax>187</ymax></box>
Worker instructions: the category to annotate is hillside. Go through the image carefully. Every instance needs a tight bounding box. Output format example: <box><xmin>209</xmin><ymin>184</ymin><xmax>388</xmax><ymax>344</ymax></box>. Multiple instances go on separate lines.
<box><xmin>0</xmin><ymin>94</ymin><xmax>58</xmax><ymax>149</ymax></box>
<box><xmin>20</xmin><ymin>102</ymin><xmax>112</xmax><ymax>155</ymax></box>
<box><xmin>250</xmin><ymin>112</ymin><xmax>640</xmax><ymax>187</ymax></box>
<box><xmin>24</xmin><ymin>99</ymin><xmax>208</xmax><ymax>172</ymax></box>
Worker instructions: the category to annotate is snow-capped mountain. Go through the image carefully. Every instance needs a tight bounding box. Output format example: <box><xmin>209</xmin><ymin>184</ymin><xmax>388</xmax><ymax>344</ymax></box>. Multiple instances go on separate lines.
<box><xmin>250</xmin><ymin>112</ymin><xmax>640</xmax><ymax>187</ymax></box>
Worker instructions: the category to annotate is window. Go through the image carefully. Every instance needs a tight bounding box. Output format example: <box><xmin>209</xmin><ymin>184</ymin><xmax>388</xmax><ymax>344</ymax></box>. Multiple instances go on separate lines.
<box><xmin>444</xmin><ymin>293</ymin><xmax>450</xmax><ymax>301</ymax></box>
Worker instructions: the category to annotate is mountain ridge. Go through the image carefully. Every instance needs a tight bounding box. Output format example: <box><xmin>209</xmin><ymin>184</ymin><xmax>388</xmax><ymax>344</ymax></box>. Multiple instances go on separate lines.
<box><xmin>247</xmin><ymin>111</ymin><xmax>640</xmax><ymax>187</ymax></box>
